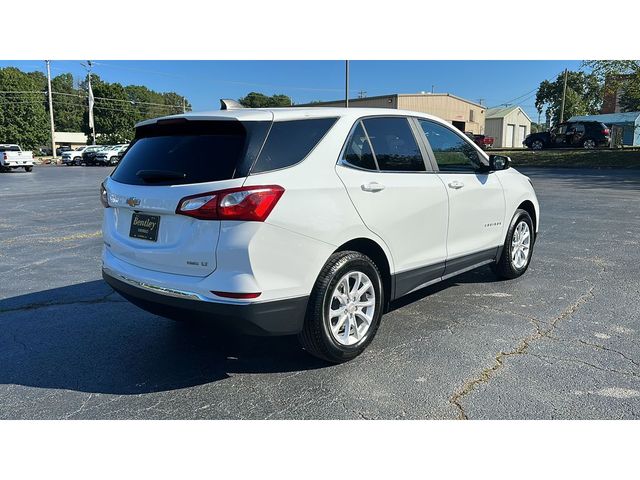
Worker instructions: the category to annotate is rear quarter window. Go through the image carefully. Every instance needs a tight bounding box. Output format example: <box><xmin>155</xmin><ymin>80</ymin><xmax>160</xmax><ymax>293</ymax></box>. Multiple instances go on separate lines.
<box><xmin>250</xmin><ymin>117</ymin><xmax>337</xmax><ymax>174</ymax></box>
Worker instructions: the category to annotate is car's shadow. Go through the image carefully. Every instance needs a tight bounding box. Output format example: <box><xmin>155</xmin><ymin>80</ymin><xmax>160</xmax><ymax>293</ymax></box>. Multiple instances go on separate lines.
<box><xmin>0</xmin><ymin>280</ymin><xmax>328</xmax><ymax>396</ymax></box>
<box><xmin>0</xmin><ymin>267</ymin><xmax>500</xmax><ymax>396</ymax></box>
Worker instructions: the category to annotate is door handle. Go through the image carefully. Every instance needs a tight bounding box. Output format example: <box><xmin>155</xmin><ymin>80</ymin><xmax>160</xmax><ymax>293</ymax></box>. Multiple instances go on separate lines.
<box><xmin>361</xmin><ymin>182</ymin><xmax>385</xmax><ymax>192</ymax></box>
<box><xmin>448</xmin><ymin>180</ymin><xmax>464</xmax><ymax>189</ymax></box>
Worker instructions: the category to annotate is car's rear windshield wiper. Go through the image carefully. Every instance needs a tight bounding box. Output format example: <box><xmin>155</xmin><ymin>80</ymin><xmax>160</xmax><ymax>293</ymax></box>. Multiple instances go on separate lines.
<box><xmin>136</xmin><ymin>170</ymin><xmax>187</xmax><ymax>182</ymax></box>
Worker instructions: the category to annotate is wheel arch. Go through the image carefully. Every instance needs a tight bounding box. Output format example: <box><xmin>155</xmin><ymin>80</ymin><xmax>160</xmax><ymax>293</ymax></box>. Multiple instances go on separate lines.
<box><xmin>517</xmin><ymin>200</ymin><xmax>537</xmax><ymax>234</ymax></box>
<box><xmin>334</xmin><ymin>237</ymin><xmax>393</xmax><ymax>310</ymax></box>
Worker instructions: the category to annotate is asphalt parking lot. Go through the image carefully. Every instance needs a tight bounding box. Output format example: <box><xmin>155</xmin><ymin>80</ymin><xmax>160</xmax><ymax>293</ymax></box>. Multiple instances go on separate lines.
<box><xmin>1</xmin><ymin>165</ymin><xmax>639</xmax><ymax>419</ymax></box>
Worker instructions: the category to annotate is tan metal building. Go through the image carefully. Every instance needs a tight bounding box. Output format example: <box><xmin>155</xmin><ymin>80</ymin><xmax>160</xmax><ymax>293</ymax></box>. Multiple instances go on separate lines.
<box><xmin>299</xmin><ymin>93</ymin><xmax>486</xmax><ymax>134</ymax></box>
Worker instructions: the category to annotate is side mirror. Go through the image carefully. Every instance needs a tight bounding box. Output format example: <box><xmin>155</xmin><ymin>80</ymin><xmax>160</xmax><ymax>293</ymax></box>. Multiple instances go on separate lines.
<box><xmin>489</xmin><ymin>154</ymin><xmax>510</xmax><ymax>171</ymax></box>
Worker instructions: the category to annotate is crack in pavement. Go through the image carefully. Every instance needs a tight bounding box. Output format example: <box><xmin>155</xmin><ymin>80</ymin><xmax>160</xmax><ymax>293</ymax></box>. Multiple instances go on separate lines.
<box><xmin>577</xmin><ymin>339</ymin><xmax>640</xmax><ymax>370</ymax></box>
<box><xmin>525</xmin><ymin>352</ymin><xmax>640</xmax><ymax>379</ymax></box>
<box><xmin>449</xmin><ymin>283</ymin><xmax>598</xmax><ymax>420</ymax></box>
<box><xmin>0</xmin><ymin>290</ymin><xmax>124</xmax><ymax>315</ymax></box>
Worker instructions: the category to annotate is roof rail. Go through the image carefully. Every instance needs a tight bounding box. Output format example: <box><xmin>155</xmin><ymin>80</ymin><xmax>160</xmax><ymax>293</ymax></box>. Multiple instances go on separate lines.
<box><xmin>220</xmin><ymin>99</ymin><xmax>244</xmax><ymax>110</ymax></box>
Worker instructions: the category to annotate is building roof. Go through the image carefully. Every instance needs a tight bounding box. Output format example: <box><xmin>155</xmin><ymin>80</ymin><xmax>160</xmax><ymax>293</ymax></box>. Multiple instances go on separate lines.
<box><xmin>136</xmin><ymin>107</ymin><xmax>451</xmax><ymax>128</ymax></box>
<box><xmin>486</xmin><ymin>106</ymin><xmax>532</xmax><ymax>122</ymax></box>
<box><xmin>568</xmin><ymin>112</ymin><xmax>640</xmax><ymax>124</ymax></box>
<box><xmin>297</xmin><ymin>92</ymin><xmax>484</xmax><ymax>108</ymax></box>
<box><xmin>398</xmin><ymin>92</ymin><xmax>485</xmax><ymax>108</ymax></box>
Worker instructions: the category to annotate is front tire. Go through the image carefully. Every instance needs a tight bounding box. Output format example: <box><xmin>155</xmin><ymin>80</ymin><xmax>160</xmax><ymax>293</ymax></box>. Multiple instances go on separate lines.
<box><xmin>24</xmin><ymin>166</ymin><xmax>33</xmax><ymax>172</ymax></box>
<box><xmin>530</xmin><ymin>140</ymin><xmax>544</xmax><ymax>150</ymax></box>
<box><xmin>582</xmin><ymin>138</ymin><xmax>596</xmax><ymax>149</ymax></box>
<box><xmin>298</xmin><ymin>251</ymin><xmax>384</xmax><ymax>363</ymax></box>
<box><xmin>493</xmin><ymin>209</ymin><xmax>534</xmax><ymax>279</ymax></box>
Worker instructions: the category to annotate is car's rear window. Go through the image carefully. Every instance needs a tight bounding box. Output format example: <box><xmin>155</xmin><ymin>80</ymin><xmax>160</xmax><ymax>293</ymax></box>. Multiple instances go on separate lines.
<box><xmin>111</xmin><ymin>120</ymin><xmax>269</xmax><ymax>186</ymax></box>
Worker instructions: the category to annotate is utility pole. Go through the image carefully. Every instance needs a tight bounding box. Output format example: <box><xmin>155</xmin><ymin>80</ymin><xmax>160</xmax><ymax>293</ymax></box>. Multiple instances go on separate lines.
<box><xmin>357</xmin><ymin>90</ymin><xmax>367</xmax><ymax>99</ymax></box>
<box><xmin>345</xmin><ymin>60</ymin><xmax>350</xmax><ymax>108</ymax></box>
<box><xmin>45</xmin><ymin>60</ymin><xmax>56</xmax><ymax>161</ymax></box>
<box><xmin>431</xmin><ymin>85</ymin><xmax>435</xmax><ymax>94</ymax></box>
<box><xmin>183</xmin><ymin>96</ymin><xmax>186</xmax><ymax>113</ymax></box>
<box><xmin>559</xmin><ymin>68</ymin><xmax>568</xmax><ymax>123</ymax></box>
<box><xmin>478</xmin><ymin>98</ymin><xmax>485</xmax><ymax>106</ymax></box>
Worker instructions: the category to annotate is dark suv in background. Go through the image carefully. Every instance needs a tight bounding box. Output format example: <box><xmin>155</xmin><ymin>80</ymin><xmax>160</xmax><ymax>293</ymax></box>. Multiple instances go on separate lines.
<box><xmin>524</xmin><ymin>121</ymin><xmax>610</xmax><ymax>150</ymax></box>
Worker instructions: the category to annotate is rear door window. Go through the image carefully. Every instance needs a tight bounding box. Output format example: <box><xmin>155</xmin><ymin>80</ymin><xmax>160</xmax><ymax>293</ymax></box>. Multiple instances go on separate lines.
<box><xmin>361</xmin><ymin>117</ymin><xmax>425</xmax><ymax>172</ymax></box>
<box><xmin>250</xmin><ymin>117</ymin><xmax>337</xmax><ymax>174</ymax></box>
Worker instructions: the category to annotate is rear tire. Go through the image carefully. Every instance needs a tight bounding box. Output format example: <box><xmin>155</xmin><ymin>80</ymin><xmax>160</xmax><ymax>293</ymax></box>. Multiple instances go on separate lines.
<box><xmin>24</xmin><ymin>166</ymin><xmax>33</xmax><ymax>172</ymax></box>
<box><xmin>583</xmin><ymin>138</ymin><xmax>596</xmax><ymax>149</ymax></box>
<box><xmin>493</xmin><ymin>209</ymin><xmax>534</xmax><ymax>279</ymax></box>
<box><xmin>298</xmin><ymin>251</ymin><xmax>384</xmax><ymax>363</ymax></box>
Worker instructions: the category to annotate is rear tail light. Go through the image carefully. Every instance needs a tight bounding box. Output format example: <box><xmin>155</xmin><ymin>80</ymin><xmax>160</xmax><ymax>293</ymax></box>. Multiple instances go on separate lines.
<box><xmin>2</xmin><ymin>153</ymin><xmax>6</xmax><ymax>160</ymax></box>
<box><xmin>603</xmin><ymin>128</ymin><xmax>610</xmax><ymax>135</ymax></box>
<box><xmin>176</xmin><ymin>185</ymin><xmax>285</xmax><ymax>221</ymax></box>
<box><xmin>100</xmin><ymin>182</ymin><xmax>109</xmax><ymax>208</ymax></box>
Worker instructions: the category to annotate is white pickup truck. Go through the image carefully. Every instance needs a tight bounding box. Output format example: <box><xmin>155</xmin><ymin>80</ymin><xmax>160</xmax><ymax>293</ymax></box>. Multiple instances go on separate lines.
<box><xmin>0</xmin><ymin>144</ymin><xmax>34</xmax><ymax>172</ymax></box>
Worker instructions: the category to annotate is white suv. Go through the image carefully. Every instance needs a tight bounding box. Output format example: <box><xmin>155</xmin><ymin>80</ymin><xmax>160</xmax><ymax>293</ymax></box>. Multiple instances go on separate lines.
<box><xmin>101</xmin><ymin>107</ymin><xmax>539</xmax><ymax>363</ymax></box>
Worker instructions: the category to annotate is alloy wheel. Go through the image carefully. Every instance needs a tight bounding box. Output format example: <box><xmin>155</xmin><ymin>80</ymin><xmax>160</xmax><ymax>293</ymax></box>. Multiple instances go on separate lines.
<box><xmin>327</xmin><ymin>271</ymin><xmax>376</xmax><ymax>346</ymax></box>
<box><xmin>511</xmin><ymin>221</ymin><xmax>531</xmax><ymax>269</ymax></box>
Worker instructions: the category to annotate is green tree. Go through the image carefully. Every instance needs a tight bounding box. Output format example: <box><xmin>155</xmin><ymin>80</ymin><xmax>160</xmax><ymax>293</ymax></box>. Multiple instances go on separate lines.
<box><xmin>530</xmin><ymin>122</ymin><xmax>547</xmax><ymax>133</ymax></box>
<box><xmin>81</xmin><ymin>75</ymin><xmax>137</xmax><ymax>144</ymax></box>
<box><xmin>51</xmin><ymin>73</ymin><xmax>84</xmax><ymax>132</ymax></box>
<box><xmin>0</xmin><ymin>67</ymin><xmax>49</xmax><ymax>149</ymax></box>
<box><xmin>238</xmin><ymin>91</ymin><xmax>292</xmax><ymax>108</ymax></box>
<box><xmin>583</xmin><ymin>60</ymin><xmax>640</xmax><ymax>112</ymax></box>
<box><xmin>535</xmin><ymin>70</ymin><xmax>602</xmax><ymax>125</ymax></box>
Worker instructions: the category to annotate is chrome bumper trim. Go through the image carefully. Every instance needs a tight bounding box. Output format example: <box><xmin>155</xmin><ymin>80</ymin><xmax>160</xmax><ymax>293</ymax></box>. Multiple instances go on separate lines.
<box><xmin>102</xmin><ymin>267</ymin><xmax>206</xmax><ymax>301</ymax></box>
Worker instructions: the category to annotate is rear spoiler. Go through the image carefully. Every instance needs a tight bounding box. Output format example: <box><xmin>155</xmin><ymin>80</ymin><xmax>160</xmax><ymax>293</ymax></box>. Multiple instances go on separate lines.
<box><xmin>220</xmin><ymin>99</ymin><xmax>244</xmax><ymax>110</ymax></box>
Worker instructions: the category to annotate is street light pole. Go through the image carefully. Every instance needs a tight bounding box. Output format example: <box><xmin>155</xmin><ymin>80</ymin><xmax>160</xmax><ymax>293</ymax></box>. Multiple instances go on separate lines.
<box><xmin>45</xmin><ymin>60</ymin><xmax>56</xmax><ymax>160</ymax></box>
<box><xmin>345</xmin><ymin>60</ymin><xmax>349</xmax><ymax>108</ymax></box>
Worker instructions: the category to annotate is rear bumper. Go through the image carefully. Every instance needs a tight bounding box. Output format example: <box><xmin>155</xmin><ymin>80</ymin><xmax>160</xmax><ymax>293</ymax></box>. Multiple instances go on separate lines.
<box><xmin>102</xmin><ymin>268</ymin><xmax>308</xmax><ymax>336</ymax></box>
<box><xmin>1</xmin><ymin>160</ymin><xmax>34</xmax><ymax>167</ymax></box>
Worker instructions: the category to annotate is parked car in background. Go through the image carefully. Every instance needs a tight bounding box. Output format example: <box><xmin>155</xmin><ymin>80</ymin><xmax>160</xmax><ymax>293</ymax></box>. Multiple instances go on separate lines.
<box><xmin>94</xmin><ymin>144</ymin><xmax>129</xmax><ymax>166</ymax></box>
<box><xmin>466</xmin><ymin>132</ymin><xmax>494</xmax><ymax>150</ymax></box>
<box><xmin>0</xmin><ymin>144</ymin><xmax>34</xmax><ymax>172</ymax></box>
<box><xmin>56</xmin><ymin>145</ymin><xmax>72</xmax><ymax>156</ymax></box>
<box><xmin>61</xmin><ymin>146</ymin><xmax>88</xmax><ymax>166</ymax></box>
<box><xmin>101</xmin><ymin>107</ymin><xmax>539</xmax><ymax>363</ymax></box>
<box><xmin>82</xmin><ymin>145</ymin><xmax>108</xmax><ymax>166</ymax></box>
<box><xmin>524</xmin><ymin>121</ymin><xmax>610</xmax><ymax>150</ymax></box>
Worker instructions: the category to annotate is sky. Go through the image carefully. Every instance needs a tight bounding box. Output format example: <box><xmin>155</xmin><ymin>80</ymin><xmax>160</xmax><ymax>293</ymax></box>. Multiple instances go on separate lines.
<box><xmin>0</xmin><ymin>60</ymin><xmax>585</xmax><ymax>122</ymax></box>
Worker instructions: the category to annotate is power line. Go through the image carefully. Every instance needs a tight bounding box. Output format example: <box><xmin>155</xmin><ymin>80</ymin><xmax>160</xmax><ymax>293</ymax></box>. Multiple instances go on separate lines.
<box><xmin>488</xmin><ymin>69</ymin><xmax>567</xmax><ymax>109</ymax></box>
<box><xmin>51</xmin><ymin>90</ymin><xmax>182</xmax><ymax>108</ymax></box>
<box><xmin>0</xmin><ymin>90</ymin><xmax>46</xmax><ymax>95</ymax></box>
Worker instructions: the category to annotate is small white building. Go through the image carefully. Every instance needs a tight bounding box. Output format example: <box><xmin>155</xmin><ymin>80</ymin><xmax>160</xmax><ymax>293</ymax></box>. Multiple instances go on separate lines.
<box><xmin>485</xmin><ymin>106</ymin><xmax>532</xmax><ymax>148</ymax></box>
<box><xmin>53</xmin><ymin>132</ymin><xmax>88</xmax><ymax>150</ymax></box>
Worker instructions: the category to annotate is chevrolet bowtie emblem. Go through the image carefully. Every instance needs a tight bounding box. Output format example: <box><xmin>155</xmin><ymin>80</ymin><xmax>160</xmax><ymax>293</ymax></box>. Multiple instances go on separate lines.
<box><xmin>126</xmin><ymin>197</ymin><xmax>141</xmax><ymax>207</ymax></box>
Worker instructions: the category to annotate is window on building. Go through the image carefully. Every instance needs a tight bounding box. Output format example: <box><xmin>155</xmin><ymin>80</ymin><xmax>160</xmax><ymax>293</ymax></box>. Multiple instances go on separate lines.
<box><xmin>469</xmin><ymin>109</ymin><xmax>475</xmax><ymax>122</ymax></box>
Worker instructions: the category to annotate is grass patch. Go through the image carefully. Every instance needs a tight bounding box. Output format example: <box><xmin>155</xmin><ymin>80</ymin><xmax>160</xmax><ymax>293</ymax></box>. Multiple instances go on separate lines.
<box><xmin>494</xmin><ymin>148</ymin><xmax>640</xmax><ymax>169</ymax></box>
